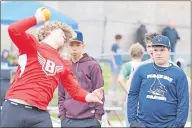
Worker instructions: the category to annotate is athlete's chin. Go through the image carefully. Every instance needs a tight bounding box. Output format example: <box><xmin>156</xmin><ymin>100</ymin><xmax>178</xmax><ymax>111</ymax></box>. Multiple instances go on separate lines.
<box><xmin>71</xmin><ymin>54</ymin><xmax>79</xmax><ymax>59</ymax></box>
<box><xmin>154</xmin><ymin>61</ymin><xmax>165</xmax><ymax>65</ymax></box>
<box><xmin>71</xmin><ymin>53</ymin><xmax>78</xmax><ymax>56</ymax></box>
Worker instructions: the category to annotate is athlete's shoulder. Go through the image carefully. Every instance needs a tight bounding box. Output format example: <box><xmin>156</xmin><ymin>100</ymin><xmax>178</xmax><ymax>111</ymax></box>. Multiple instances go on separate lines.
<box><xmin>121</xmin><ymin>61</ymin><xmax>132</xmax><ymax>68</ymax></box>
<box><xmin>170</xmin><ymin>63</ymin><xmax>186</xmax><ymax>77</ymax></box>
<box><xmin>142</xmin><ymin>58</ymin><xmax>153</xmax><ymax>64</ymax></box>
<box><xmin>124</xmin><ymin>61</ymin><xmax>132</xmax><ymax>65</ymax></box>
<box><xmin>134</xmin><ymin>60</ymin><xmax>153</xmax><ymax>73</ymax></box>
<box><xmin>169</xmin><ymin>60</ymin><xmax>179</xmax><ymax>68</ymax></box>
<box><xmin>28</xmin><ymin>34</ymin><xmax>38</xmax><ymax>42</ymax></box>
<box><xmin>140</xmin><ymin>59</ymin><xmax>153</xmax><ymax>67</ymax></box>
<box><xmin>81</xmin><ymin>54</ymin><xmax>100</xmax><ymax>68</ymax></box>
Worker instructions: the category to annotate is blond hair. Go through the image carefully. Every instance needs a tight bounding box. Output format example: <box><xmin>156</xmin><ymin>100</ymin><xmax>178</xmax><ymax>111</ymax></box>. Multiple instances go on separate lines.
<box><xmin>37</xmin><ymin>21</ymin><xmax>74</xmax><ymax>43</ymax></box>
<box><xmin>129</xmin><ymin>43</ymin><xmax>145</xmax><ymax>58</ymax></box>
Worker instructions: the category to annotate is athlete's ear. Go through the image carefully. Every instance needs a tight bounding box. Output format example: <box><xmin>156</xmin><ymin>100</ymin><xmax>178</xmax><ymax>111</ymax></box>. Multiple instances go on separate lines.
<box><xmin>47</xmin><ymin>31</ymin><xmax>51</xmax><ymax>36</ymax></box>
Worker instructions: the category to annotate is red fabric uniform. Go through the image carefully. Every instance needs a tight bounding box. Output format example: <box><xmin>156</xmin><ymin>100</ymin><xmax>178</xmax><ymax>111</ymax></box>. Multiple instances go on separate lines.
<box><xmin>6</xmin><ymin>16</ymin><xmax>88</xmax><ymax>110</ymax></box>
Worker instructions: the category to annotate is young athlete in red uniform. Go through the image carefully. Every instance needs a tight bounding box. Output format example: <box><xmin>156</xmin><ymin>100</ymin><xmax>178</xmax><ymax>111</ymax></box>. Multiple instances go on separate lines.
<box><xmin>1</xmin><ymin>8</ymin><xmax>103</xmax><ymax>127</ymax></box>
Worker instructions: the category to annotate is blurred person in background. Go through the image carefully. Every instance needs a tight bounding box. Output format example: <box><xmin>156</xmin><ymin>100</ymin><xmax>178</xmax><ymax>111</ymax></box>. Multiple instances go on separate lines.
<box><xmin>10</xmin><ymin>69</ymin><xmax>17</xmax><ymax>84</ymax></box>
<box><xmin>144</xmin><ymin>32</ymin><xmax>177</xmax><ymax>66</ymax></box>
<box><xmin>11</xmin><ymin>54</ymin><xmax>19</xmax><ymax>67</ymax></box>
<box><xmin>58</xmin><ymin>30</ymin><xmax>104</xmax><ymax>127</ymax></box>
<box><xmin>162</xmin><ymin>20</ymin><xmax>180</xmax><ymax>61</ymax></box>
<box><xmin>143</xmin><ymin>32</ymin><xmax>161</xmax><ymax>61</ymax></box>
<box><xmin>117</xmin><ymin>43</ymin><xmax>144</xmax><ymax>127</ymax></box>
<box><xmin>1</xmin><ymin>49</ymin><xmax>11</xmax><ymax>68</ymax></box>
<box><xmin>136</xmin><ymin>23</ymin><xmax>148</xmax><ymax>50</ymax></box>
<box><xmin>128</xmin><ymin>35</ymin><xmax>189</xmax><ymax>128</ymax></box>
<box><xmin>109</xmin><ymin>34</ymin><xmax>123</xmax><ymax>104</ymax></box>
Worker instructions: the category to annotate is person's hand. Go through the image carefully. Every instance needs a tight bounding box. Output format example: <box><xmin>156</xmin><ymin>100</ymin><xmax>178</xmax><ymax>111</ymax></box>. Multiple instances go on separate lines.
<box><xmin>97</xmin><ymin>120</ymin><xmax>102</xmax><ymax>125</ymax></box>
<box><xmin>85</xmin><ymin>87</ymin><xmax>104</xmax><ymax>104</ymax></box>
<box><xmin>35</xmin><ymin>7</ymin><xmax>51</xmax><ymax>24</ymax></box>
<box><xmin>113</xmin><ymin>64</ymin><xmax>118</xmax><ymax>69</ymax></box>
<box><xmin>60</xmin><ymin>115</ymin><xmax>65</xmax><ymax>120</ymax></box>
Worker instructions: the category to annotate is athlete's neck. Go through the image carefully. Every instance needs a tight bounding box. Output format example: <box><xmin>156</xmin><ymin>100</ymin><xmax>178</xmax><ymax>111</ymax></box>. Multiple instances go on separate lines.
<box><xmin>132</xmin><ymin>58</ymin><xmax>141</xmax><ymax>62</ymax></box>
<box><xmin>155</xmin><ymin>61</ymin><xmax>170</xmax><ymax>67</ymax></box>
<box><xmin>41</xmin><ymin>38</ymin><xmax>59</xmax><ymax>50</ymax></box>
<box><xmin>115</xmin><ymin>40</ymin><xmax>120</xmax><ymax>44</ymax></box>
<box><xmin>72</xmin><ymin>54</ymin><xmax>83</xmax><ymax>63</ymax></box>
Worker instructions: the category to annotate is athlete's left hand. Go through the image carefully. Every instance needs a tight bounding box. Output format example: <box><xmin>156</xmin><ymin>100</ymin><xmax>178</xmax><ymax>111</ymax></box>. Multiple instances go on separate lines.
<box><xmin>85</xmin><ymin>87</ymin><xmax>104</xmax><ymax>104</ymax></box>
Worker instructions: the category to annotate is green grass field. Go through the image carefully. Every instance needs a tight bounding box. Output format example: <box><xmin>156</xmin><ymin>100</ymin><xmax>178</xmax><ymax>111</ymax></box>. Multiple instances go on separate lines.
<box><xmin>186</xmin><ymin>66</ymin><xmax>191</xmax><ymax>78</ymax></box>
<box><xmin>50</xmin><ymin>63</ymin><xmax>191</xmax><ymax>121</ymax></box>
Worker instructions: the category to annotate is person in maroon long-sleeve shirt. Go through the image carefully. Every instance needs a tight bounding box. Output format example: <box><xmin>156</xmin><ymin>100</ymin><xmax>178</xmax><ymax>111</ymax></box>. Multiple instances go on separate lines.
<box><xmin>58</xmin><ymin>30</ymin><xmax>105</xmax><ymax>127</ymax></box>
<box><xmin>1</xmin><ymin>8</ymin><xmax>103</xmax><ymax>127</ymax></box>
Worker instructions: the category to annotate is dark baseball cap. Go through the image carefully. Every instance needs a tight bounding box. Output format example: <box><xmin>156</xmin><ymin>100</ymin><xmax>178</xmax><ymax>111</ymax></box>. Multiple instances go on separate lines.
<box><xmin>152</xmin><ymin>35</ymin><xmax>171</xmax><ymax>49</ymax></box>
<box><xmin>70</xmin><ymin>30</ymin><xmax>83</xmax><ymax>43</ymax></box>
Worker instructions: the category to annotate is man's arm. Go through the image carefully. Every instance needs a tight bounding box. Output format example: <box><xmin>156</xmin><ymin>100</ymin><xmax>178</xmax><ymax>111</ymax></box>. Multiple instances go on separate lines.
<box><xmin>111</xmin><ymin>44</ymin><xmax>117</xmax><ymax>68</ymax></box>
<box><xmin>187</xmin><ymin>76</ymin><xmax>191</xmax><ymax>116</ymax></box>
<box><xmin>171</xmin><ymin>75</ymin><xmax>189</xmax><ymax>127</ymax></box>
<box><xmin>127</xmin><ymin>67</ymin><xmax>142</xmax><ymax>123</ymax></box>
<box><xmin>90</xmin><ymin>64</ymin><xmax>105</xmax><ymax>121</ymax></box>
<box><xmin>111</xmin><ymin>52</ymin><xmax>117</xmax><ymax>68</ymax></box>
<box><xmin>58</xmin><ymin>83</ymin><xmax>66</xmax><ymax>120</ymax></box>
<box><xmin>176</xmin><ymin>30</ymin><xmax>180</xmax><ymax>40</ymax></box>
<box><xmin>8</xmin><ymin>16</ymin><xmax>37</xmax><ymax>53</ymax></box>
<box><xmin>161</xmin><ymin>28</ymin><xmax>167</xmax><ymax>36</ymax></box>
<box><xmin>117</xmin><ymin>75</ymin><xmax>127</xmax><ymax>92</ymax></box>
<box><xmin>118</xmin><ymin>63</ymin><xmax>131</xmax><ymax>92</ymax></box>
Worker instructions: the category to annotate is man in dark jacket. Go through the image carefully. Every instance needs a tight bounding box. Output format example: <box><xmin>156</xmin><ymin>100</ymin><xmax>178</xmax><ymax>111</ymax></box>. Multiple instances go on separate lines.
<box><xmin>136</xmin><ymin>24</ymin><xmax>148</xmax><ymax>50</ymax></box>
<box><xmin>58</xmin><ymin>30</ymin><xmax>105</xmax><ymax>127</ymax></box>
<box><xmin>162</xmin><ymin>21</ymin><xmax>180</xmax><ymax>61</ymax></box>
